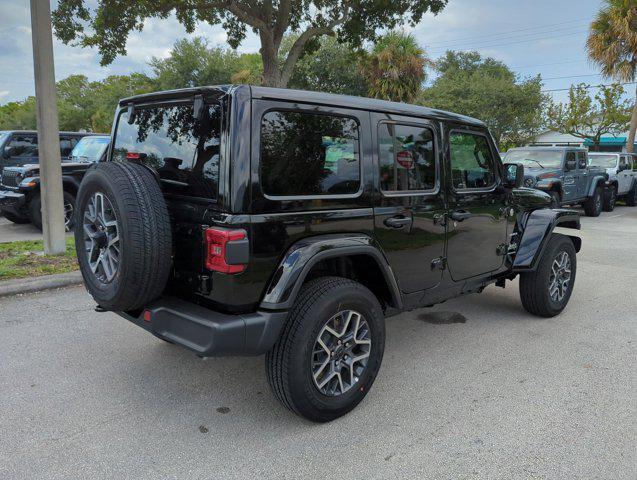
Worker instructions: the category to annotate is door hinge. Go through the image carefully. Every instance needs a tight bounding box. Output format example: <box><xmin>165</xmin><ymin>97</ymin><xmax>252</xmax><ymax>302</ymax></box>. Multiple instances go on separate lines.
<box><xmin>431</xmin><ymin>256</ymin><xmax>447</xmax><ymax>271</ymax></box>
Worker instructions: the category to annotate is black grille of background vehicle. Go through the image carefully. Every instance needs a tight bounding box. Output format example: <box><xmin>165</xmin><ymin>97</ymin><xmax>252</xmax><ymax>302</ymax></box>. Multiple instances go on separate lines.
<box><xmin>1</xmin><ymin>170</ymin><xmax>20</xmax><ymax>188</ymax></box>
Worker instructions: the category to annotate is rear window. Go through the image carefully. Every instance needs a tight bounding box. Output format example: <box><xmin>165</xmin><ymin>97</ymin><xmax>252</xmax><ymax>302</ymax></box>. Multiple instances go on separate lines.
<box><xmin>69</xmin><ymin>136</ymin><xmax>110</xmax><ymax>163</ymax></box>
<box><xmin>260</xmin><ymin>110</ymin><xmax>360</xmax><ymax>197</ymax></box>
<box><xmin>112</xmin><ymin>103</ymin><xmax>222</xmax><ymax>199</ymax></box>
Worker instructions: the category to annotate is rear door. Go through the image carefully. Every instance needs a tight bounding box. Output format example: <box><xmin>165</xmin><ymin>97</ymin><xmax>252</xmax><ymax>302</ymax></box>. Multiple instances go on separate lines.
<box><xmin>576</xmin><ymin>151</ymin><xmax>589</xmax><ymax>198</ymax></box>
<box><xmin>618</xmin><ymin>155</ymin><xmax>632</xmax><ymax>193</ymax></box>
<box><xmin>444</xmin><ymin>128</ymin><xmax>508</xmax><ymax>281</ymax></box>
<box><xmin>562</xmin><ymin>151</ymin><xmax>578</xmax><ymax>202</ymax></box>
<box><xmin>372</xmin><ymin>114</ymin><xmax>446</xmax><ymax>293</ymax></box>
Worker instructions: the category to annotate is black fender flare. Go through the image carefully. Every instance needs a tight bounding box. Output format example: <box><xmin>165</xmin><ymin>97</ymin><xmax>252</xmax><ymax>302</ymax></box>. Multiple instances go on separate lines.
<box><xmin>260</xmin><ymin>233</ymin><xmax>402</xmax><ymax>311</ymax></box>
<box><xmin>513</xmin><ymin>208</ymin><xmax>581</xmax><ymax>271</ymax></box>
<box><xmin>587</xmin><ymin>175</ymin><xmax>607</xmax><ymax>197</ymax></box>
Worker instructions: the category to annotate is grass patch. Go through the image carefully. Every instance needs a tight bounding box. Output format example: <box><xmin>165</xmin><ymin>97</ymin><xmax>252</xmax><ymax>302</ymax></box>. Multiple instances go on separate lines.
<box><xmin>0</xmin><ymin>237</ymin><xmax>78</xmax><ymax>281</ymax></box>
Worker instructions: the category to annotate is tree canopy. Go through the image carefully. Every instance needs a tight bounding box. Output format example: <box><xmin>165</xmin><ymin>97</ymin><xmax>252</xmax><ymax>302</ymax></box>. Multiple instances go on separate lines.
<box><xmin>52</xmin><ymin>0</ymin><xmax>447</xmax><ymax>88</ymax></box>
<box><xmin>420</xmin><ymin>51</ymin><xmax>547</xmax><ymax>148</ymax></box>
<box><xmin>546</xmin><ymin>83</ymin><xmax>631</xmax><ymax>150</ymax></box>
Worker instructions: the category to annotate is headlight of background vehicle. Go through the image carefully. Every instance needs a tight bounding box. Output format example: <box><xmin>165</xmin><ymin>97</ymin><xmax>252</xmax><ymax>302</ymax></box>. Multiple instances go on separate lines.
<box><xmin>19</xmin><ymin>177</ymin><xmax>38</xmax><ymax>188</ymax></box>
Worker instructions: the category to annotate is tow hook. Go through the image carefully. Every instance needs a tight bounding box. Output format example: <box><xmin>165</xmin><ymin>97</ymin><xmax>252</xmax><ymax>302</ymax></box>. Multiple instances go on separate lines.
<box><xmin>94</xmin><ymin>305</ymin><xmax>107</xmax><ymax>313</ymax></box>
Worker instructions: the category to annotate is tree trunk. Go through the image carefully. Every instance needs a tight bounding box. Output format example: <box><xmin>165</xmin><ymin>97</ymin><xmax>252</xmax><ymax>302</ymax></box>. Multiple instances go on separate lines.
<box><xmin>627</xmin><ymin>86</ymin><xmax>637</xmax><ymax>153</ymax></box>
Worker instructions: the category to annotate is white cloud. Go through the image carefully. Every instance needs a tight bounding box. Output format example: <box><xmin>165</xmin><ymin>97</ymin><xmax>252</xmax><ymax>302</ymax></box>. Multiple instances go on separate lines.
<box><xmin>0</xmin><ymin>90</ymin><xmax>9</xmax><ymax>100</ymax></box>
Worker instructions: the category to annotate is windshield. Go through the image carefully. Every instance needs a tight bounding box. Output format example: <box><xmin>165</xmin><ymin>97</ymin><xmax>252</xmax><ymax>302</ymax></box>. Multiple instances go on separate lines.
<box><xmin>504</xmin><ymin>150</ymin><xmax>563</xmax><ymax>169</ymax></box>
<box><xmin>69</xmin><ymin>136</ymin><xmax>110</xmax><ymax>163</ymax></box>
<box><xmin>588</xmin><ymin>154</ymin><xmax>618</xmax><ymax>168</ymax></box>
<box><xmin>112</xmin><ymin>100</ymin><xmax>222</xmax><ymax>199</ymax></box>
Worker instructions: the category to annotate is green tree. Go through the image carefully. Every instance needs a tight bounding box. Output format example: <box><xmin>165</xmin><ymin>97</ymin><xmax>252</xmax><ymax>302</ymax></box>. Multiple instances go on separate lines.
<box><xmin>52</xmin><ymin>0</ymin><xmax>447</xmax><ymax>88</ymax></box>
<box><xmin>421</xmin><ymin>51</ymin><xmax>546</xmax><ymax>147</ymax></box>
<box><xmin>546</xmin><ymin>83</ymin><xmax>631</xmax><ymax>151</ymax></box>
<box><xmin>587</xmin><ymin>0</ymin><xmax>637</xmax><ymax>152</ymax></box>
<box><xmin>0</xmin><ymin>100</ymin><xmax>37</xmax><ymax>130</ymax></box>
<box><xmin>150</xmin><ymin>38</ymin><xmax>263</xmax><ymax>89</ymax></box>
<box><xmin>360</xmin><ymin>31</ymin><xmax>430</xmax><ymax>102</ymax></box>
<box><xmin>285</xmin><ymin>36</ymin><xmax>367</xmax><ymax>96</ymax></box>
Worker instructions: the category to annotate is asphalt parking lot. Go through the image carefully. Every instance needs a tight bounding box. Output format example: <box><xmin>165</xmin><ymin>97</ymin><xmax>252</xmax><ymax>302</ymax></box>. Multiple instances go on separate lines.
<box><xmin>0</xmin><ymin>207</ymin><xmax>635</xmax><ymax>479</ymax></box>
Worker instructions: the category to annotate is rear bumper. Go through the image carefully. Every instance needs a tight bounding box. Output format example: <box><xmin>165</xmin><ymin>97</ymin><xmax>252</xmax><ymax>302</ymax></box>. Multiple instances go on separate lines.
<box><xmin>117</xmin><ymin>297</ymin><xmax>288</xmax><ymax>357</ymax></box>
<box><xmin>0</xmin><ymin>189</ymin><xmax>25</xmax><ymax>208</ymax></box>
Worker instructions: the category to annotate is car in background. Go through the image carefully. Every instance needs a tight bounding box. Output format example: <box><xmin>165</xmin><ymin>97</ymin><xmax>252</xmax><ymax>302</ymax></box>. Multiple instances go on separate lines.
<box><xmin>0</xmin><ymin>135</ymin><xmax>110</xmax><ymax>230</ymax></box>
<box><xmin>588</xmin><ymin>152</ymin><xmax>637</xmax><ymax>211</ymax></box>
<box><xmin>503</xmin><ymin>147</ymin><xmax>608</xmax><ymax>216</ymax></box>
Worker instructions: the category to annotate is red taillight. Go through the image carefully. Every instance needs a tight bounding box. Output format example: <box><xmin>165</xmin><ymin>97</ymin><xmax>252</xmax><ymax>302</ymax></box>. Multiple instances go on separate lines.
<box><xmin>126</xmin><ymin>152</ymin><xmax>141</xmax><ymax>160</ymax></box>
<box><xmin>143</xmin><ymin>310</ymin><xmax>151</xmax><ymax>322</ymax></box>
<box><xmin>204</xmin><ymin>228</ymin><xmax>247</xmax><ymax>274</ymax></box>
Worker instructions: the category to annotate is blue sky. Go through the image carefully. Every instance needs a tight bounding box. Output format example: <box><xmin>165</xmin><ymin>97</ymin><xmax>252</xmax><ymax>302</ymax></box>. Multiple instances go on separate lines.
<box><xmin>0</xmin><ymin>0</ymin><xmax>612</xmax><ymax>104</ymax></box>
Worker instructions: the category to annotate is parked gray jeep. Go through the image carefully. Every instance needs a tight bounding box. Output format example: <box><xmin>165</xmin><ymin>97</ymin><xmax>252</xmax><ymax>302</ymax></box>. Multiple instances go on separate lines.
<box><xmin>588</xmin><ymin>152</ymin><xmax>637</xmax><ymax>211</ymax></box>
<box><xmin>503</xmin><ymin>147</ymin><xmax>608</xmax><ymax>216</ymax></box>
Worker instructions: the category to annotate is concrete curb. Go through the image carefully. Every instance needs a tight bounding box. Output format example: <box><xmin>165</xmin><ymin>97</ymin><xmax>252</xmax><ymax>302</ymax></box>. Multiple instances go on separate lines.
<box><xmin>0</xmin><ymin>270</ymin><xmax>83</xmax><ymax>298</ymax></box>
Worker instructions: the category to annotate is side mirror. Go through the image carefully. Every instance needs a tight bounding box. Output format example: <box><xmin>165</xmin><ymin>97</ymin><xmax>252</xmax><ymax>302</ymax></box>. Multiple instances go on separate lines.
<box><xmin>565</xmin><ymin>160</ymin><xmax>577</xmax><ymax>171</ymax></box>
<box><xmin>503</xmin><ymin>163</ymin><xmax>524</xmax><ymax>188</ymax></box>
<box><xmin>3</xmin><ymin>146</ymin><xmax>14</xmax><ymax>158</ymax></box>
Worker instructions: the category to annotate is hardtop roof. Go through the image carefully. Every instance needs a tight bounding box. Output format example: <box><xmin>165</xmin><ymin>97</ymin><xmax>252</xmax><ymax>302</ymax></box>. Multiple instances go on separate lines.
<box><xmin>119</xmin><ymin>85</ymin><xmax>486</xmax><ymax>127</ymax></box>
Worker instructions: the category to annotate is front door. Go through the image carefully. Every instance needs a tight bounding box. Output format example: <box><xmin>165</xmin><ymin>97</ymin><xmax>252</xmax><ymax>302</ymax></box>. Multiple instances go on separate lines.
<box><xmin>372</xmin><ymin>115</ymin><xmax>446</xmax><ymax>293</ymax></box>
<box><xmin>445</xmin><ymin>129</ymin><xmax>508</xmax><ymax>281</ymax></box>
<box><xmin>576</xmin><ymin>151</ymin><xmax>589</xmax><ymax>198</ymax></box>
<box><xmin>618</xmin><ymin>156</ymin><xmax>632</xmax><ymax>193</ymax></box>
<box><xmin>562</xmin><ymin>151</ymin><xmax>578</xmax><ymax>202</ymax></box>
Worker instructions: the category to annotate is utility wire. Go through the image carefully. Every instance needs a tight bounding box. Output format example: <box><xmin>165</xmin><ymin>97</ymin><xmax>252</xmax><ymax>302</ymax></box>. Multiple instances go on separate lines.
<box><xmin>430</xmin><ymin>30</ymin><xmax>587</xmax><ymax>54</ymax></box>
<box><xmin>424</xmin><ymin>18</ymin><xmax>590</xmax><ymax>46</ymax></box>
<box><xmin>542</xmin><ymin>73</ymin><xmax>602</xmax><ymax>80</ymax></box>
<box><xmin>541</xmin><ymin>82</ymin><xmax>636</xmax><ymax>92</ymax></box>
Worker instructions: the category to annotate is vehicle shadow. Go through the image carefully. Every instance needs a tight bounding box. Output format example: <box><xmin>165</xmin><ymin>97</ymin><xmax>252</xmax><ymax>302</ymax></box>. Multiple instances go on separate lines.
<box><xmin>113</xmin><ymin>285</ymin><xmax>538</xmax><ymax>428</ymax></box>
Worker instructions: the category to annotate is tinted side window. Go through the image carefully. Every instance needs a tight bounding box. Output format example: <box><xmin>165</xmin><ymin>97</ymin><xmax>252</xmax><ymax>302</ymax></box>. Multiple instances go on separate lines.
<box><xmin>113</xmin><ymin>103</ymin><xmax>221</xmax><ymax>199</ymax></box>
<box><xmin>260</xmin><ymin>110</ymin><xmax>360</xmax><ymax>197</ymax></box>
<box><xmin>379</xmin><ymin>123</ymin><xmax>436</xmax><ymax>192</ymax></box>
<box><xmin>565</xmin><ymin>152</ymin><xmax>576</xmax><ymax>170</ymax></box>
<box><xmin>577</xmin><ymin>152</ymin><xmax>587</xmax><ymax>169</ymax></box>
<box><xmin>449</xmin><ymin>132</ymin><xmax>496</xmax><ymax>190</ymax></box>
<box><xmin>8</xmin><ymin>135</ymin><xmax>38</xmax><ymax>157</ymax></box>
<box><xmin>59</xmin><ymin>138</ymin><xmax>73</xmax><ymax>157</ymax></box>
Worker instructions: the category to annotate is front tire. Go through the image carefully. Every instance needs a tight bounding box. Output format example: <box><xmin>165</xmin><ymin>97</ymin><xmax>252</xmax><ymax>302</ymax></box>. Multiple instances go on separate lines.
<box><xmin>519</xmin><ymin>234</ymin><xmax>577</xmax><ymax>317</ymax></box>
<box><xmin>1</xmin><ymin>209</ymin><xmax>30</xmax><ymax>224</ymax></box>
<box><xmin>29</xmin><ymin>191</ymin><xmax>76</xmax><ymax>231</ymax></box>
<box><xmin>583</xmin><ymin>186</ymin><xmax>603</xmax><ymax>217</ymax></box>
<box><xmin>266</xmin><ymin>276</ymin><xmax>385</xmax><ymax>422</ymax></box>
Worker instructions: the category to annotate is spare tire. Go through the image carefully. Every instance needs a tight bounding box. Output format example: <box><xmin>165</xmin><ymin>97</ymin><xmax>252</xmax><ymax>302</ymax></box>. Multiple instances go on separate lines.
<box><xmin>74</xmin><ymin>161</ymin><xmax>172</xmax><ymax>311</ymax></box>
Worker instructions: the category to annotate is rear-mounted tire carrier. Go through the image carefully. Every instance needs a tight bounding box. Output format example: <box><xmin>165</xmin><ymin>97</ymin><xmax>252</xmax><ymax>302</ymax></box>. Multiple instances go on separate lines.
<box><xmin>75</xmin><ymin>161</ymin><xmax>173</xmax><ymax>311</ymax></box>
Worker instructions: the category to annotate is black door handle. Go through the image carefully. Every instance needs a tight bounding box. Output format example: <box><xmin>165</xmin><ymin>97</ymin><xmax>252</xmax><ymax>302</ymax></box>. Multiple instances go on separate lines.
<box><xmin>384</xmin><ymin>216</ymin><xmax>412</xmax><ymax>229</ymax></box>
<box><xmin>450</xmin><ymin>210</ymin><xmax>472</xmax><ymax>222</ymax></box>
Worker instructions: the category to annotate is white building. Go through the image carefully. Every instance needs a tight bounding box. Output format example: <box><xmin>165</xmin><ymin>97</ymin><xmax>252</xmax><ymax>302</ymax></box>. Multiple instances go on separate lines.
<box><xmin>528</xmin><ymin>130</ymin><xmax>635</xmax><ymax>152</ymax></box>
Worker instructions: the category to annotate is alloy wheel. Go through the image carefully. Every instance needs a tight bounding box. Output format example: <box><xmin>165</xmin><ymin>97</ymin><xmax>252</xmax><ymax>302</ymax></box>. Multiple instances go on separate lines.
<box><xmin>64</xmin><ymin>200</ymin><xmax>74</xmax><ymax>231</ymax></box>
<box><xmin>82</xmin><ymin>192</ymin><xmax>120</xmax><ymax>283</ymax></box>
<box><xmin>549</xmin><ymin>251</ymin><xmax>571</xmax><ymax>303</ymax></box>
<box><xmin>311</xmin><ymin>310</ymin><xmax>371</xmax><ymax>396</ymax></box>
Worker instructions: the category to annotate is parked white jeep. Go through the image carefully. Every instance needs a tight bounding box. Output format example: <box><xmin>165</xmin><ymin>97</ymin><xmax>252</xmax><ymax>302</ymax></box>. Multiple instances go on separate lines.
<box><xmin>588</xmin><ymin>153</ymin><xmax>637</xmax><ymax>211</ymax></box>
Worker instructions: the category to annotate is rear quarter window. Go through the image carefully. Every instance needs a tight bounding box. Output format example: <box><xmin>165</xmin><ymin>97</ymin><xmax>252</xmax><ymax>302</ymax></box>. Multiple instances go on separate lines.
<box><xmin>260</xmin><ymin>110</ymin><xmax>361</xmax><ymax>197</ymax></box>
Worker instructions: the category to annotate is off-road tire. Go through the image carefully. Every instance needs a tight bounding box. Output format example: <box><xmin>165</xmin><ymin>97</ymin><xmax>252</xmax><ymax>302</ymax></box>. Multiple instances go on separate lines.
<box><xmin>1</xmin><ymin>209</ymin><xmax>30</xmax><ymax>224</ymax></box>
<box><xmin>626</xmin><ymin>181</ymin><xmax>637</xmax><ymax>207</ymax></box>
<box><xmin>266</xmin><ymin>276</ymin><xmax>385</xmax><ymax>422</ymax></box>
<box><xmin>603</xmin><ymin>185</ymin><xmax>617</xmax><ymax>212</ymax></box>
<box><xmin>583</xmin><ymin>186</ymin><xmax>603</xmax><ymax>217</ymax></box>
<box><xmin>74</xmin><ymin>162</ymin><xmax>172</xmax><ymax>311</ymax></box>
<box><xmin>549</xmin><ymin>191</ymin><xmax>562</xmax><ymax>208</ymax></box>
<box><xmin>29</xmin><ymin>191</ymin><xmax>76</xmax><ymax>231</ymax></box>
<box><xmin>519</xmin><ymin>234</ymin><xmax>577</xmax><ymax>318</ymax></box>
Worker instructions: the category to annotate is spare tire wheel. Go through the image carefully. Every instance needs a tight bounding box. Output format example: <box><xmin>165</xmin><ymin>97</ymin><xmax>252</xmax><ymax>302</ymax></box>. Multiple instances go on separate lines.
<box><xmin>74</xmin><ymin>162</ymin><xmax>172</xmax><ymax>311</ymax></box>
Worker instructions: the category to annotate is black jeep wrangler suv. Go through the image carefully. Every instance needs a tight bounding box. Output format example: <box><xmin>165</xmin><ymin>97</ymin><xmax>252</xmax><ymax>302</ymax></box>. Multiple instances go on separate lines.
<box><xmin>74</xmin><ymin>86</ymin><xmax>581</xmax><ymax>422</ymax></box>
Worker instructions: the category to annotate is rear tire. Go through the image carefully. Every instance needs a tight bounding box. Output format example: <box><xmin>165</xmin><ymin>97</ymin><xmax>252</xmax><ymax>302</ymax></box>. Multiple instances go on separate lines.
<box><xmin>603</xmin><ymin>185</ymin><xmax>616</xmax><ymax>212</ymax></box>
<box><xmin>519</xmin><ymin>234</ymin><xmax>576</xmax><ymax>318</ymax></box>
<box><xmin>266</xmin><ymin>276</ymin><xmax>385</xmax><ymax>422</ymax></box>
<box><xmin>1</xmin><ymin>209</ymin><xmax>30</xmax><ymax>224</ymax></box>
<box><xmin>626</xmin><ymin>182</ymin><xmax>637</xmax><ymax>207</ymax></box>
<box><xmin>74</xmin><ymin>162</ymin><xmax>172</xmax><ymax>311</ymax></box>
<box><xmin>583</xmin><ymin>186</ymin><xmax>603</xmax><ymax>217</ymax></box>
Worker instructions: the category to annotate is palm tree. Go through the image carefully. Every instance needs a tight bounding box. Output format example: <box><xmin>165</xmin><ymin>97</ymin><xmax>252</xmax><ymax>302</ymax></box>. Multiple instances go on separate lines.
<box><xmin>587</xmin><ymin>0</ymin><xmax>637</xmax><ymax>152</ymax></box>
<box><xmin>361</xmin><ymin>32</ymin><xmax>431</xmax><ymax>103</ymax></box>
